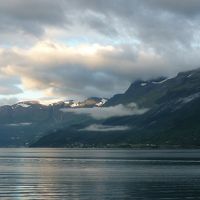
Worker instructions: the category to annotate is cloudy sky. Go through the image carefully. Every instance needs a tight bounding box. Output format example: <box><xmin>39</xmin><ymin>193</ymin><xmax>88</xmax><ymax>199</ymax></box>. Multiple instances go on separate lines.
<box><xmin>1</xmin><ymin>0</ymin><xmax>200</xmax><ymax>105</ymax></box>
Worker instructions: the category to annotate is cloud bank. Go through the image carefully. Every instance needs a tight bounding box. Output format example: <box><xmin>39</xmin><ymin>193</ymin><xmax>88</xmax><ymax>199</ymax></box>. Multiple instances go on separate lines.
<box><xmin>80</xmin><ymin>124</ymin><xmax>130</xmax><ymax>132</ymax></box>
<box><xmin>61</xmin><ymin>103</ymin><xmax>149</xmax><ymax>120</ymax></box>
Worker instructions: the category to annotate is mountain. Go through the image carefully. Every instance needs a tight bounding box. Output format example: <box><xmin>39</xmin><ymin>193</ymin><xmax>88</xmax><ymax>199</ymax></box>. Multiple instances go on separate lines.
<box><xmin>0</xmin><ymin>98</ymin><xmax>106</xmax><ymax>147</ymax></box>
<box><xmin>67</xmin><ymin>97</ymin><xmax>107</xmax><ymax>108</ymax></box>
<box><xmin>104</xmin><ymin>77</ymin><xmax>168</xmax><ymax>107</ymax></box>
<box><xmin>31</xmin><ymin>68</ymin><xmax>200</xmax><ymax>148</ymax></box>
<box><xmin>105</xmin><ymin>69</ymin><xmax>200</xmax><ymax>107</ymax></box>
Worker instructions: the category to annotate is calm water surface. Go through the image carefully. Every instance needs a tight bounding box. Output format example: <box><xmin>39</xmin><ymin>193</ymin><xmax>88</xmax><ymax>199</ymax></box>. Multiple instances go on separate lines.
<box><xmin>0</xmin><ymin>149</ymin><xmax>200</xmax><ymax>199</ymax></box>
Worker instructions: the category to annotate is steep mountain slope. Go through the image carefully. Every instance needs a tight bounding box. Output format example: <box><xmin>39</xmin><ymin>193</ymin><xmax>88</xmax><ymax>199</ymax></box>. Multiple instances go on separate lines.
<box><xmin>0</xmin><ymin>98</ymin><xmax>106</xmax><ymax>147</ymax></box>
<box><xmin>31</xmin><ymin>68</ymin><xmax>200</xmax><ymax>148</ymax></box>
<box><xmin>105</xmin><ymin>69</ymin><xmax>200</xmax><ymax>107</ymax></box>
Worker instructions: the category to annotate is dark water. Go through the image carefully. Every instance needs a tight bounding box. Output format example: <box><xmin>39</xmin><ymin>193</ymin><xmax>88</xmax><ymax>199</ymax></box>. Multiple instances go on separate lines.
<box><xmin>0</xmin><ymin>149</ymin><xmax>200</xmax><ymax>199</ymax></box>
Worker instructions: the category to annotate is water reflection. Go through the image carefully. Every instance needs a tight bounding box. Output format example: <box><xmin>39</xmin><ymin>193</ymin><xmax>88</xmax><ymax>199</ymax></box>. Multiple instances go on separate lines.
<box><xmin>0</xmin><ymin>149</ymin><xmax>199</xmax><ymax>199</ymax></box>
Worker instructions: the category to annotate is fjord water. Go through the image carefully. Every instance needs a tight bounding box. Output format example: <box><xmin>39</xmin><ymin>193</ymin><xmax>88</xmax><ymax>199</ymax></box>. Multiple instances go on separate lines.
<box><xmin>0</xmin><ymin>149</ymin><xmax>200</xmax><ymax>199</ymax></box>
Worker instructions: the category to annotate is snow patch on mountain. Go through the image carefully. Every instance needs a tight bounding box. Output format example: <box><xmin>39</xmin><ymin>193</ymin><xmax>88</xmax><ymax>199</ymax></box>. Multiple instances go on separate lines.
<box><xmin>96</xmin><ymin>98</ymin><xmax>107</xmax><ymax>106</ymax></box>
<box><xmin>70</xmin><ymin>102</ymin><xmax>80</xmax><ymax>108</ymax></box>
<box><xmin>140</xmin><ymin>83</ymin><xmax>147</xmax><ymax>86</ymax></box>
<box><xmin>152</xmin><ymin>78</ymin><xmax>171</xmax><ymax>84</ymax></box>
<box><xmin>16</xmin><ymin>103</ymin><xmax>31</xmax><ymax>108</ymax></box>
<box><xmin>187</xmin><ymin>74</ymin><xmax>193</xmax><ymax>78</ymax></box>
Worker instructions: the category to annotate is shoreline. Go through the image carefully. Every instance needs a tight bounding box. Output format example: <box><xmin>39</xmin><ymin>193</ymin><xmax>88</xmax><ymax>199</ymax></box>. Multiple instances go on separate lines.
<box><xmin>2</xmin><ymin>145</ymin><xmax>200</xmax><ymax>150</ymax></box>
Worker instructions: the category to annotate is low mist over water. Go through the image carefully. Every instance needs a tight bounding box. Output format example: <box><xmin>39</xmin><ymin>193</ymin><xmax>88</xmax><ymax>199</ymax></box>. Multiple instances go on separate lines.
<box><xmin>0</xmin><ymin>149</ymin><xmax>200</xmax><ymax>199</ymax></box>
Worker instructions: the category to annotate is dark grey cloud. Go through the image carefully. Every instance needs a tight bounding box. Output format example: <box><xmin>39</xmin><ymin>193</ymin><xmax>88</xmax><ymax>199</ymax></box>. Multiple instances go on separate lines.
<box><xmin>0</xmin><ymin>43</ymin><xmax>133</xmax><ymax>98</ymax></box>
<box><xmin>26</xmin><ymin>65</ymin><xmax>123</xmax><ymax>98</ymax></box>
<box><xmin>1</xmin><ymin>38</ymin><xmax>199</xmax><ymax>99</ymax></box>
<box><xmin>0</xmin><ymin>0</ymin><xmax>200</xmax><ymax>101</ymax></box>
<box><xmin>0</xmin><ymin>0</ymin><xmax>198</xmax><ymax>51</ymax></box>
<box><xmin>73</xmin><ymin>0</ymin><xmax>199</xmax><ymax>50</ymax></box>
<box><xmin>0</xmin><ymin>0</ymin><xmax>67</xmax><ymax>36</ymax></box>
<box><xmin>81</xmin><ymin>11</ymin><xmax>119</xmax><ymax>37</ymax></box>
<box><xmin>0</xmin><ymin>0</ymin><xmax>198</xmax><ymax>43</ymax></box>
<box><xmin>145</xmin><ymin>0</ymin><xmax>200</xmax><ymax>18</ymax></box>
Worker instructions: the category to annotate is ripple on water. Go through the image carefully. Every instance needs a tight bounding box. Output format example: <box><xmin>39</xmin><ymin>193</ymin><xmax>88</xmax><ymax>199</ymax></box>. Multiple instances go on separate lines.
<box><xmin>0</xmin><ymin>149</ymin><xmax>199</xmax><ymax>199</ymax></box>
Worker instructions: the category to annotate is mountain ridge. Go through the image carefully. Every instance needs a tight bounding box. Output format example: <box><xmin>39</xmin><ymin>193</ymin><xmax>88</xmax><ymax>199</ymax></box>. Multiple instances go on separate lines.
<box><xmin>31</xmin><ymin>67</ymin><xmax>200</xmax><ymax>148</ymax></box>
<box><xmin>1</xmin><ymin>68</ymin><xmax>200</xmax><ymax>147</ymax></box>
